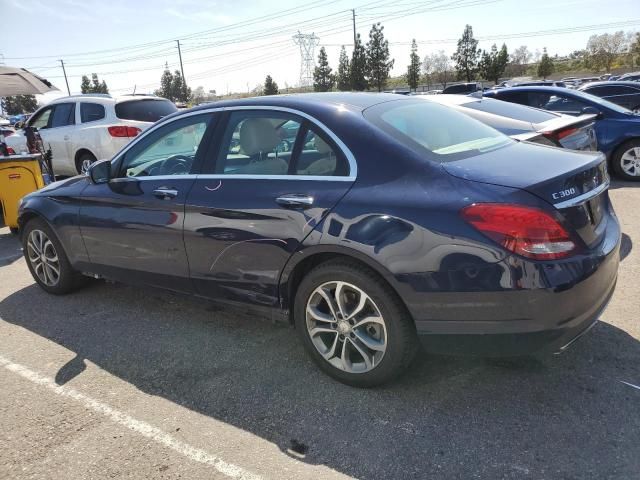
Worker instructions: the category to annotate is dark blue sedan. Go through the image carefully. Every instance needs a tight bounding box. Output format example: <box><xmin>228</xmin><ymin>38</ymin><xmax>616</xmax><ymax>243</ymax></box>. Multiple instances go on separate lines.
<box><xmin>18</xmin><ymin>93</ymin><xmax>620</xmax><ymax>386</ymax></box>
<box><xmin>484</xmin><ymin>86</ymin><xmax>640</xmax><ymax>180</ymax></box>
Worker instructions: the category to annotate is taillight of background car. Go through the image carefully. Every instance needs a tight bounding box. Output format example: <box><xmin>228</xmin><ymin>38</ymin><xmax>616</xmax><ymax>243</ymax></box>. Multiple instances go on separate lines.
<box><xmin>461</xmin><ymin>203</ymin><xmax>576</xmax><ymax>260</ymax></box>
<box><xmin>107</xmin><ymin>126</ymin><xmax>141</xmax><ymax>138</ymax></box>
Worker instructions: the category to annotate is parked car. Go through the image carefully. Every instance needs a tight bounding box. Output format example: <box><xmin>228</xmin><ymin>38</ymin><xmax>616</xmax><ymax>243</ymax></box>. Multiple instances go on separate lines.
<box><xmin>17</xmin><ymin>93</ymin><xmax>620</xmax><ymax>387</ymax></box>
<box><xmin>441</xmin><ymin>82</ymin><xmax>482</xmax><ymax>94</ymax></box>
<box><xmin>578</xmin><ymin>81</ymin><xmax>640</xmax><ymax>112</ymax></box>
<box><xmin>419</xmin><ymin>94</ymin><xmax>597</xmax><ymax>151</ymax></box>
<box><xmin>6</xmin><ymin>94</ymin><xmax>177</xmax><ymax>176</ymax></box>
<box><xmin>484</xmin><ymin>86</ymin><xmax>640</xmax><ymax>180</ymax></box>
<box><xmin>608</xmin><ymin>75</ymin><xmax>621</xmax><ymax>81</ymax></box>
<box><xmin>618</xmin><ymin>71</ymin><xmax>640</xmax><ymax>82</ymax></box>
<box><xmin>512</xmin><ymin>80</ymin><xmax>567</xmax><ymax>88</ymax></box>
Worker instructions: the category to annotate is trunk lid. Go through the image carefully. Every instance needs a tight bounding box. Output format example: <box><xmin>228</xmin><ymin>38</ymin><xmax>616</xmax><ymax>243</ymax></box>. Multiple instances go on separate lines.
<box><xmin>533</xmin><ymin>113</ymin><xmax>597</xmax><ymax>151</ymax></box>
<box><xmin>443</xmin><ymin>141</ymin><xmax>610</xmax><ymax>247</ymax></box>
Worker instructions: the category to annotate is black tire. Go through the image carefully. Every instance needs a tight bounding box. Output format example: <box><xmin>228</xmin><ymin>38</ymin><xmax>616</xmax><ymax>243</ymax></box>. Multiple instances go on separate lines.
<box><xmin>21</xmin><ymin>217</ymin><xmax>86</xmax><ymax>294</ymax></box>
<box><xmin>611</xmin><ymin>139</ymin><xmax>640</xmax><ymax>181</ymax></box>
<box><xmin>294</xmin><ymin>259</ymin><xmax>419</xmax><ymax>387</ymax></box>
<box><xmin>75</xmin><ymin>152</ymin><xmax>97</xmax><ymax>175</ymax></box>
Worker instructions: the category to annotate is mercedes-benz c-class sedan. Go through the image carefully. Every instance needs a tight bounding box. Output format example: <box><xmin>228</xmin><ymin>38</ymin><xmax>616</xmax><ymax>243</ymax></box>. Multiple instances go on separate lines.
<box><xmin>18</xmin><ymin>93</ymin><xmax>620</xmax><ymax>387</ymax></box>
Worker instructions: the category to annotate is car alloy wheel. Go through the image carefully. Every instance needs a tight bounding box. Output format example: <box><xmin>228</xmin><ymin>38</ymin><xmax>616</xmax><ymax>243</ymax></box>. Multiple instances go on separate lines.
<box><xmin>305</xmin><ymin>281</ymin><xmax>387</xmax><ymax>373</ymax></box>
<box><xmin>81</xmin><ymin>158</ymin><xmax>94</xmax><ymax>174</ymax></box>
<box><xmin>620</xmin><ymin>146</ymin><xmax>640</xmax><ymax>177</ymax></box>
<box><xmin>26</xmin><ymin>229</ymin><xmax>60</xmax><ymax>286</ymax></box>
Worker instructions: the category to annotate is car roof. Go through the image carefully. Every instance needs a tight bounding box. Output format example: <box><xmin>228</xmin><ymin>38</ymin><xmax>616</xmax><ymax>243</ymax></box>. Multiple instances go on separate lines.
<box><xmin>580</xmin><ymin>81</ymin><xmax>640</xmax><ymax>89</ymax></box>
<box><xmin>188</xmin><ymin>92</ymin><xmax>404</xmax><ymax>113</ymax></box>
<box><xmin>420</xmin><ymin>94</ymin><xmax>476</xmax><ymax>106</ymax></box>
<box><xmin>47</xmin><ymin>94</ymin><xmax>164</xmax><ymax>105</ymax></box>
<box><xmin>493</xmin><ymin>86</ymin><xmax>571</xmax><ymax>94</ymax></box>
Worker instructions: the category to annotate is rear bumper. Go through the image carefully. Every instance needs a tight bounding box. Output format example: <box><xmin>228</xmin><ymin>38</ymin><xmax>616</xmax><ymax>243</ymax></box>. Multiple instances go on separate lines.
<box><xmin>409</xmin><ymin>215</ymin><xmax>621</xmax><ymax>357</ymax></box>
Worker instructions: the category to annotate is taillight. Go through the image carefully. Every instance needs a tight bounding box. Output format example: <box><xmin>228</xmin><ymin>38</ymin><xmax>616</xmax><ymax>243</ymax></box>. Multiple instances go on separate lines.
<box><xmin>461</xmin><ymin>203</ymin><xmax>576</xmax><ymax>260</ymax></box>
<box><xmin>7</xmin><ymin>147</ymin><xmax>15</xmax><ymax>154</ymax></box>
<box><xmin>543</xmin><ymin>127</ymin><xmax>578</xmax><ymax>142</ymax></box>
<box><xmin>108</xmin><ymin>126</ymin><xmax>141</xmax><ymax>138</ymax></box>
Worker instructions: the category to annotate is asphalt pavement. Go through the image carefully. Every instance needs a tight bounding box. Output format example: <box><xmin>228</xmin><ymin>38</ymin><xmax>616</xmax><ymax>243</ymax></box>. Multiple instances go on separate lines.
<box><xmin>0</xmin><ymin>181</ymin><xmax>639</xmax><ymax>480</ymax></box>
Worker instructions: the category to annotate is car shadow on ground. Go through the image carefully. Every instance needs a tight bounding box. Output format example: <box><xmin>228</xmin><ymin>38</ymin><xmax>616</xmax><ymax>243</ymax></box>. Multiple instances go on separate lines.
<box><xmin>1</xmin><ymin>280</ymin><xmax>639</xmax><ymax>479</ymax></box>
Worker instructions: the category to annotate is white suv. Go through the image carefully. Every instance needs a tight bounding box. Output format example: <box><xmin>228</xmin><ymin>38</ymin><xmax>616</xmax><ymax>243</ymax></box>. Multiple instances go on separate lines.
<box><xmin>6</xmin><ymin>94</ymin><xmax>177</xmax><ymax>176</ymax></box>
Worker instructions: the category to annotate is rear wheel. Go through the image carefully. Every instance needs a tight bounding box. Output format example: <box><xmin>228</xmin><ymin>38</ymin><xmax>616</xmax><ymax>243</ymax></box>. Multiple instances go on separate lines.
<box><xmin>294</xmin><ymin>260</ymin><xmax>418</xmax><ymax>387</ymax></box>
<box><xmin>76</xmin><ymin>152</ymin><xmax>97</xmax><ymax>175</ymax></box>
<box><xmin>22</xmin><ymin>218</ymin><xmax>86</xmax><ymax>294</ymax></box>
<box><xmin>612</xmin><ymin>139</ymin><xmax>640</xmax><ymax>181</ymax></box>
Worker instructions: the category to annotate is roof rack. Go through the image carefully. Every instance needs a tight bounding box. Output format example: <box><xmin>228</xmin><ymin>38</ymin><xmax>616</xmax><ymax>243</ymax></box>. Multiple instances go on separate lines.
<box><xmin>63</xmin><ymin>93</ymin><xmax>112</xmax><ymax>99</ymax></box>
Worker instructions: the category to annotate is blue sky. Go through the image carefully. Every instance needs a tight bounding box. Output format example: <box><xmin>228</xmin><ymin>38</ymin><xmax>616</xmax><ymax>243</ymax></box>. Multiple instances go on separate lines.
<box><xmin>2</xmin><ymin>0</ymin><xmax>639</xmax><ymax>99</ymax></box>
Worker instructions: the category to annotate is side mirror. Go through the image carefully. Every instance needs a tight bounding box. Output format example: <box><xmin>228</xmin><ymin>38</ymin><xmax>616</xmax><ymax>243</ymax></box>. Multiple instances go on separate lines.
<box><xmin>88</xmin><ymin>159</ymin><xmax>111</xmax><ymax>184</ymax></box>
<box><xmin>581</xmin><ymin>106</ymin><xmax>602</xmax><ymax>118</ymax></box>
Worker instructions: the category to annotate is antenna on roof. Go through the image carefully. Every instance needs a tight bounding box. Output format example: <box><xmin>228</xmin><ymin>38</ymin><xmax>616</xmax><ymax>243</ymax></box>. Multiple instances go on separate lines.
<box><xmin>133</xmin><ymin>84</ymin><xmax>137</xmax><ymax>95</ymax></box>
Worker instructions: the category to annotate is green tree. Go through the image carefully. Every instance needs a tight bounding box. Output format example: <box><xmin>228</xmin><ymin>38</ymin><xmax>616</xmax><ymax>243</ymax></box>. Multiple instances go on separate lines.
<box><xmin>479</xmin><ymin>43</ymin><xmax>509</xmax><ymax>84</ymax></box>
<box><xmin>586</xmin><ymin>31</ymin><xmax>628</xmax><ymax>72</ymax></box>
<box><xmin>0</xmin><ymin>95</ymin><xmax>38</xmax><ymax>115</ymax></box>
<box><xmin>537</xmin><ymin>48</ymin><xmax>555</xmax><ymax>79</ymax></box>
<box><xmin>171</xmin><ymin>70</ymin><xmax>191</xmax><ymax>103</ymax></box>
<box><xmin>631</xmin><ymin>32</ymin><xmax>640</xmax><ymax>66</ymax></box>
<box><xmin>263</xmin><ymin>75</ymin><xmax>279</xmax><ymax>95</ymax></box>
<box><xmin>155</xmin><ymin>66</ymin><xmax>174</xmax><ymax>100</ymax></box>
<box><xmin>366</xmin><ymin>23</ymin><xmax>394</xmax><ymax>92</ymax></box>
<box><xmin>336</xmin><ymin>46</ymin><xmax>351</xmax><ymax>91</ymax></box>
<box><xmin>80</xmin><ymin>75</ymin><xmax>91</xmax><ymax>94</ymax></box>
<box><xmin>313</xmin><ymin>46</ymin><xmax>335</xmax><ymax>92</ymax></box>
<box><xmin>80</xmin><ymin>73</ymin><xmax>108</xmax><ymax>94</ymax></box>
<box><xmin>452</xmin><ymin>24</ymin><xmax>480</xmax><ymax>82</ymax></box>
<box><xmin>350</xmin><ymin>33</ymin><xmax>368</xmax><ymax>91</ymax></box>
<box><xmin>406</xmin><ymin>39</ymin><xmax>421</xmax><ymax>91</ymax></box>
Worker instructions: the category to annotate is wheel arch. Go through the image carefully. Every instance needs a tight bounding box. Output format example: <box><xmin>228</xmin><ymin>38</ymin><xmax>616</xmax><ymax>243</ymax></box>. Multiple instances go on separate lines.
<box><xmin>279</xmin><ymin>245</ymin><xmax>413</xmax><ymax>327</ymax></box>
<box><xmin>74</xmin><ymin>148</ymin><xmax>97</xmax><ymax>164</ymax></box>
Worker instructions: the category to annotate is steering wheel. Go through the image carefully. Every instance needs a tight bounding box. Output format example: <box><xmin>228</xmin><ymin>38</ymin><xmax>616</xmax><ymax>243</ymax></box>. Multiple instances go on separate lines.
<box><xmin>160</xmin><ymin>155</ymin><xmax>192</xmax><ymax>175</ymax></box>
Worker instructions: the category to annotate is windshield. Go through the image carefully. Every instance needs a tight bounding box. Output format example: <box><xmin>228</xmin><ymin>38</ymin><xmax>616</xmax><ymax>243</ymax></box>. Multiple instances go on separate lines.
<box><xmin>568</xmin><ymin>89</ymin><xmax>634</xmax><ymax>115</ymax></box>
<box><xmin>462</xmin><ymin>97</ymin><xmax>557</xmax><ymax>124</ymax></box>
<box><xmin>364</xmin><ymin>99</ymin><xmax>512</xmax><ymax>162</ymax></box>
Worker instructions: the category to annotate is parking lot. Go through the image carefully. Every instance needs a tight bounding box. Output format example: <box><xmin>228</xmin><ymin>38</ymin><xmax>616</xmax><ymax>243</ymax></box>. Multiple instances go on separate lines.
<box><xmin>0</xmin><ymin>181</ymin><xmax>637</xmax><ymax>479</ymax></box>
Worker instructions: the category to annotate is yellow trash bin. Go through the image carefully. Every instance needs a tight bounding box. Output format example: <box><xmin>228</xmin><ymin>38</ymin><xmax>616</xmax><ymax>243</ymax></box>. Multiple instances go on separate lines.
<box><xmin>0</xmin><ymin>154</ymin><xmax>46</xmax><ymax>231</ymax></box>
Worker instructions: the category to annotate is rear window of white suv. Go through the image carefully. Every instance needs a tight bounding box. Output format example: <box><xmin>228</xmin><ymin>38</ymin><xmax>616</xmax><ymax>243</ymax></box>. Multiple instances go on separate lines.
<box><xmin>115</xmin><ymin>99</ymin><xmax>178</xmax><ymax>122</ymax></box>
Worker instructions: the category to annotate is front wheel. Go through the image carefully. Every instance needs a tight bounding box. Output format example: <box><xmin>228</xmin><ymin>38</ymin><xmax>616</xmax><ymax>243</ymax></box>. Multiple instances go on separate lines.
<box><xmin>612</xmin><ymin>139</ymin><xmax>640</xmax><ymax>181</ymax></box>
<box><xmin>22</xmin><ymin>218</ymin><xmax>86</xmax><ymax>294</ymax></box>
<box><xmin>76</xmin><ymin>152</ymin><xmax>97</xmax><ymax>175</ymax></box>
<box><xmin>294</xmin><ymin>260</ymin><xmax>418</xmax><ymax>387</ymax></box>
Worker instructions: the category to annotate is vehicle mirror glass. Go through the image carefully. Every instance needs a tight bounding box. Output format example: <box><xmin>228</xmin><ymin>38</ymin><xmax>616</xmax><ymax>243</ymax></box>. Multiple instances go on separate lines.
<box><xmin>88</xmin><ymin>159</ymin><xmax>111</xmax><ymax>184</ymax></box>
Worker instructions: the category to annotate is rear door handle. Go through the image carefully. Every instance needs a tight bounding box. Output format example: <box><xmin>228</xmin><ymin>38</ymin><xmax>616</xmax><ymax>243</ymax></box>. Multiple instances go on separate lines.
<box><xmin>153</xmin><ymin>187</ymin><xmax>179</xmax><ymax>199</ymax></box>
<box><xmin>276</xmin><ymin>194</ymin><xmax>314</xmax><ymax>209</ymax></box>
<box><xmin>63</xmin><ymin>135</ymin><xmax>70</xmax><ymax>141</ymax></box>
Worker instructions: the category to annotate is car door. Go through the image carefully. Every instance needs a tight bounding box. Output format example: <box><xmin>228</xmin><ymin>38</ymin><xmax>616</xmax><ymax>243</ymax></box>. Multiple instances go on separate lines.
<box><xmin>78</xmin><ymin>112</ymin><xmax>216</xmax><ymax>292</ymax></box>
<box><xmin>46</xmin><ymin>102</ymin><xmax>77</xmax><ymax>175</ymax></box>
<box><xmin>183</xmin><ymin>108</ymin><xmax>356</xmax><ymax>313</ymax></box>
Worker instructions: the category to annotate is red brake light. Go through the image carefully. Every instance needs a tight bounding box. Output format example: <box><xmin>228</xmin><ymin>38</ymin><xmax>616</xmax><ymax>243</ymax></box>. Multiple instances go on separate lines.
<box><xmin>108</xmin><ymin>126</ymin><xmax>141</xmax><ymax>138</ymax></box>
<box><xmin>461</xmin><ymin>203</ymin><xmax>576</xmax><ymax>260</ymax></box>
<box><xmin>7</xmin><ymin>147</ymin><xmax>15</xmax><ymax>155</ymax></box>
<box><xmin>543</xmin><ymin>127</ymin><xmax>578</xmax><ymax>142</ymax></box>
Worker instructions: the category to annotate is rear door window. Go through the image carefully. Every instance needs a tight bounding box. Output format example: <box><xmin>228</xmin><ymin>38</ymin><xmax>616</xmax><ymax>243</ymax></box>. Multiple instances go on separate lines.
<box><xmin>295</xmin><ymin>127</ymin><xmax>349</xmax><ymax>176</ymax></box>
<box><xmin>215</xmin><ymin>112</ymin><xmax>302</xmax><ymax>175</ymax></box>
<box><xmin>80</xmin><ymin>102</ymin><xmax>106</xmax><ymax>123</ymax></box>
<box><xmin>50</xmin><ymin>103</ymin><xmax>76</xmax><ymax>128</ymax></box>
<box><xmin>115</xmin><ymin>99</ymin><xmax>178</xmax><ymax>122</ymax></box>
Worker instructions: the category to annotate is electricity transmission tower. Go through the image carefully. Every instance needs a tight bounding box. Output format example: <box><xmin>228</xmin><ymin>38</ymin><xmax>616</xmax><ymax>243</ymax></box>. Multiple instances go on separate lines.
<box><xmin>292</xmin><ymin>32</ymin><xmax>320</xmax><ymax>88</ymax></box>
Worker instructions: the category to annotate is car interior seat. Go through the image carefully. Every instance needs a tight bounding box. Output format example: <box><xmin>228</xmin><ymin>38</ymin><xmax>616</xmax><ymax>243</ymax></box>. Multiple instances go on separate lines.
<box><xmin>234</xmin><ymin>118</ymin><xmax>288</xmax><ymax>175</ymax></box>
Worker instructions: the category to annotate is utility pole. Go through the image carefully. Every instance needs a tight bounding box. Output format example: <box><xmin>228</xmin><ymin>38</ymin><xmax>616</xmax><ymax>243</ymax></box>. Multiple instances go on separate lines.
<box><xmin>351</xmin><ymin>9</ymin><xmax>357</xmax><ymax>49</ymax></box>
<box><xmin>176</xmin><ymin>40</ymin><xmax>187</xmax><ymax>90</ymax></box>
<box><xmin>59</xmin><ymin>59</ymin><xmax>70</xmax><ymax>95</ymax></box>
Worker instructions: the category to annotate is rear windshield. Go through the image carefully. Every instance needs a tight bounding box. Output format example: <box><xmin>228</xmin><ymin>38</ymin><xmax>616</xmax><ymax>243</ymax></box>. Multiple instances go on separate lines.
<box><xmin>115</xmin><ymin>99</ymin><xmax>178</xmax><ymax>122</ymax></box>
<box><xmin>364</xmin><ymin>99</ymin><xmax>512</xmax><ymax>162</ymax></box>
<box><xmin>462</xmin><ymin>97</ymin><xmax>557</xmax><ymax>124</ymax></box>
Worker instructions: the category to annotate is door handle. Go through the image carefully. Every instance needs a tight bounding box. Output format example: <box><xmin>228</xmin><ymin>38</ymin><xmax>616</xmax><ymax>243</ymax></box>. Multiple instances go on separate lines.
<box><xmin>276</xmin><ymin>194</ymin><xmax>314</xmax><ymax>209</ymax></box>
<box><xmin>63</xmin><ymin>135</ymin><xmax>70</xmax><ymax>141</ymax></box>
<box><xmin>153</xmin><ymin>187</ymin><xmax>179</xmax><ymax>199</ymax></box>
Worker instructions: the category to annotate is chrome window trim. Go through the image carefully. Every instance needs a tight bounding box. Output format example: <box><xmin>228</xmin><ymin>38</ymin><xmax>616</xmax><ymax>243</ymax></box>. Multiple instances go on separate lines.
<box><xmin>110</xmin><ymin>105</ymin><xmax>357</xmax><ymax>181</ymax></box>
<box><xmin>553</xmin><ymin>178</ymin><xmax>610</xmax><ymax>209</ymax></box>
